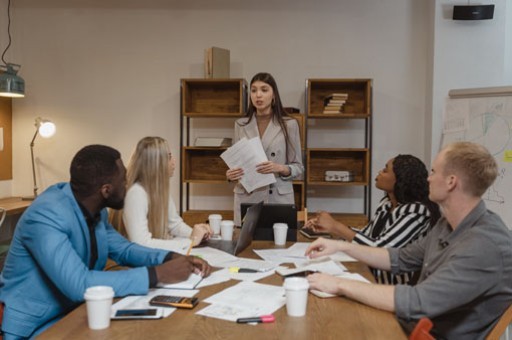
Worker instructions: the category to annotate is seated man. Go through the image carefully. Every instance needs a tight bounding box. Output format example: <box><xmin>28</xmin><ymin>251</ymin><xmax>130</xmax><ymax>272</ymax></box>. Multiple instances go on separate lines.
<box><xmin>306</xmin><ymin>142</ymin><xmax>512</xmax><ymax>339</ymax></box>
<box><xmin>0</xmin><ymin>145</ymin><xmax>211</xmax><ymax>339</ymax></box>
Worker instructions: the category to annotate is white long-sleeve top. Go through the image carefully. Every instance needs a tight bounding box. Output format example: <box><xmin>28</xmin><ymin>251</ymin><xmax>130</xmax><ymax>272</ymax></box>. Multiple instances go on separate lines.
<box><xmin>123</xmin><ymin>183</ymin><xmax>192</xmax><ymax>253</ymax></box>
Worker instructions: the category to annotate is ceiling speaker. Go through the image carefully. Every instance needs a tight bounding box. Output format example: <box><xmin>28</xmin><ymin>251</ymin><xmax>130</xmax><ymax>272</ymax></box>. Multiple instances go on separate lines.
<box><xmin>453</xmin><ymin>5</ymin><xmax>495</xmax><ymax>20</ymax></box>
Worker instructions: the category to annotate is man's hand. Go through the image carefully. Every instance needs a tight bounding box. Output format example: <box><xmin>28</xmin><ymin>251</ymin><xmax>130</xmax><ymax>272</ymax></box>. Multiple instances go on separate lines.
<box><xmin>155</xmin><ymin>256</ymin><xmax>212</xmax><ymax>284</ymax></box>
<box><xmin>307</xmin><ymin>273</ymin><xmax>342</xmax><ymax>295</ymax></box>
<box><xmin>305</xmin><ymin>237</ymin><xmax>344</xmax><ymax>259</ymax></box>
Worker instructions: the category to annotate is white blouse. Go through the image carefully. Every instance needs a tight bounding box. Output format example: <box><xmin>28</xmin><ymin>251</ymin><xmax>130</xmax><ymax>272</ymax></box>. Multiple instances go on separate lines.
<box><xmin>122</xmin><ymin>183</ymin><xmax>192</xmax><ymax>253</ymax></box>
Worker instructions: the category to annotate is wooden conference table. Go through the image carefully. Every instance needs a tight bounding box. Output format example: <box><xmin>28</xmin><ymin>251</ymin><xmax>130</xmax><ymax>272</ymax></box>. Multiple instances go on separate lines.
<box><xmin>39</xmin><ymin>240</ymin><xmax>407</xmax><ymax>340</ymax></box>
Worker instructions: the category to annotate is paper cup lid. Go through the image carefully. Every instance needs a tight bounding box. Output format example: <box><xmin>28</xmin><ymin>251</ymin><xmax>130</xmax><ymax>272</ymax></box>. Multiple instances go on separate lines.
<box><xmin>84</xmin><ymin>286</ymin><xmax>115</xmax><ymax>300</ymax></box>
<box><xmin>208</xmin><ymin>214</ymin><xmax>222</xmax><ymax>219</ymax></box>
<box><xmin>283</xmin><ymin>277</ymin><xmax>309</xmax><ymax>290</ymax></box>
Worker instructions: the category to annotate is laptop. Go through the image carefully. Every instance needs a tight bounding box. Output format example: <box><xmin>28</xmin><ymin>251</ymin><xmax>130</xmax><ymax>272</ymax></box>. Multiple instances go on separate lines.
<box><xmin>241</xmin><ymin>203</ymin><xmax>298</xmax><ymax>242</ymax></box>
<box><xmin>202</xmin><ymin>201</ymin><xmax>263</xmax><ymax>255</ymax></box>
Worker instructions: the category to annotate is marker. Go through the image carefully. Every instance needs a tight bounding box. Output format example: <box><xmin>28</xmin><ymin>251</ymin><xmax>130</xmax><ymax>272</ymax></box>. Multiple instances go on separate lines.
<box><xmin>229</xmin><ymin>267</ymin><xmax>259</xmax><ymax>273</ymax></box>
<box><xmin>237</xmin><ymin>314</ymin><xmax>275</xmax><ymax>324</ymax></box>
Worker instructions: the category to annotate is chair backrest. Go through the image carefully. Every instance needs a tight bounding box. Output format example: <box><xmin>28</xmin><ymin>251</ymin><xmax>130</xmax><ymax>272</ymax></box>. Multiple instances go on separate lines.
<box><xmin>486</xmin><ymin>303</ymin><xmax>512</xmax><ymax>340</ymax></box>
<box><xmin>409</xmin><ymin>318</ymin><xmax>435</xmax><ymax>340</ymax></box>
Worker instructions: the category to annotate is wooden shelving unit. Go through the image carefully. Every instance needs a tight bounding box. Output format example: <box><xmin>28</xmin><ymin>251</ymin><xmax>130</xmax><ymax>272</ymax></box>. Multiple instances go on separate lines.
<box><xmin>305</xmin><ymin>78</ymin><xmax>372</xmax><ymax>226</ymax></box>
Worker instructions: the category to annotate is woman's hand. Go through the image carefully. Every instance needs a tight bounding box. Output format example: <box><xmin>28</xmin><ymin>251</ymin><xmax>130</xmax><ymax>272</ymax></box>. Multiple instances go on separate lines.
<box><xmin>305</xmin><ymin>237</ymin><xmax>343</xmax><ymax>258</ymax></box>
<box><xmin>256</xmin><ymin>161</ymin><xmax>289</xmax><ymax>175</ymax></box>
<box><xmin>226</xmin><ymin>168</ymin><xmax>244</xmax><ymax>181</ymax></box>
<box><xmin>191</xmin><ymin>223</ymin><xmax>212</xmax><ymax>246</ymax></box>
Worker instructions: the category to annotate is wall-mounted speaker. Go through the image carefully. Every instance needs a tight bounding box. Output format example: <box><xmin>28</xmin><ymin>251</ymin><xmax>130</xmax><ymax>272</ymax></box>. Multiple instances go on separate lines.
<box><xmin>453</xmin><ymin>5</ymin><xmax>494</xmax><ymax>20</ymax></box>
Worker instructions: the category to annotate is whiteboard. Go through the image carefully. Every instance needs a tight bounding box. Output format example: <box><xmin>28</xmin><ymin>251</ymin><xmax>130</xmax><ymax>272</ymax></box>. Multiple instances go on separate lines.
<box><xmin>442</xmin><ymin>87</ymin><xmax>512</xmax><ymax>229</ymax></box>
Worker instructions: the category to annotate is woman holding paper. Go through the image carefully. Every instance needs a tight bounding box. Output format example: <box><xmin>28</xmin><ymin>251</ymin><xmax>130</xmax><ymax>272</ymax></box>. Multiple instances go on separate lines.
<box><xmin>110</xmin><ymin>136</ymin><xmax>211</xmax><ymax>253</ymax></box>
<box><xmin>226</xmin><ymin>72</ymin><xmax>303</xmax><ymax>226</ymax></box>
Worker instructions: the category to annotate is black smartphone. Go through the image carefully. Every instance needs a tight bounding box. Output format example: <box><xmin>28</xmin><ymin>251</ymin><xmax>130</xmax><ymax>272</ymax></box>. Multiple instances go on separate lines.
<box><xmin>299</xmin><ymin>228</ymin><xmax>332</xmax><ymax>239</ymax></box>
<box><xmin>149</xmin><ymin>295</ymin><xmax>199</xmax><ymax>309</ymax></box>
<box><xmin>115</xmin><ymin>309</ymin><xmax>158</xmax><ymax>317</ymax></box>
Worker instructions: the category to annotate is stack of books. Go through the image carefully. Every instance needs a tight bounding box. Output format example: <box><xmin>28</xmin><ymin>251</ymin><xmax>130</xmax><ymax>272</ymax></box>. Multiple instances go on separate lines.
<box><xmin>323</xmin><ymin>93</ymin><xmax>348</xmax><ymax>114</ymax></box>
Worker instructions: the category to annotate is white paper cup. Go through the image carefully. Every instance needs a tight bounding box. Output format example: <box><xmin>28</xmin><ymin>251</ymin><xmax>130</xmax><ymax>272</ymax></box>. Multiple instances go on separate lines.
<box><xmin>273</xmin><ymin>223</ymin><xmax>288</xmax><ymax>246</ymax></box>
<box><xmin>220</xmin><ymin>220</ymin><xmax>234</xmax><ymax>241</ymax></box>
<box><xmin>284</xmin><ymin>277</ymin><xmax>309</xmax><ymax>317</ymax></box>
<box><xmin>208</xmin><ymin>214</ymin><xmax>222</xmax><ymax>236</ymax></box>
<box><xmin>84</xmin><ymin>286</ymin><xmax>115</xmax><ymax>330</ymax></box>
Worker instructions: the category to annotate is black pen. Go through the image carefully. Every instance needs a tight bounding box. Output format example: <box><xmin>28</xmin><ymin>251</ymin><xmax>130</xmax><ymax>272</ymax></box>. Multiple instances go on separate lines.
<box><xmin>237</xmin><ymin>314</ymin><xmax>275</xmax><ymax>324</ymax></box>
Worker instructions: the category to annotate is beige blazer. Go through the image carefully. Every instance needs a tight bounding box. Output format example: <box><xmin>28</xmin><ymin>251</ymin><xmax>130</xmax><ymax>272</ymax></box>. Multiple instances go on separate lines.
<box><xmin>232</xmin><ymin>116</ymin><xmax>303</xmax><ymax>225</ymax></box>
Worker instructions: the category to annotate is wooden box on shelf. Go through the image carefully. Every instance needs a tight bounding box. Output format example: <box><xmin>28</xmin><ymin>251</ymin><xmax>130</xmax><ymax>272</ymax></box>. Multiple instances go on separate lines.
<box><xmin>181</xmin><ymin>79</ymin><xmax>247</xmax><ymax>117</ymax></box>
<box><xmin>307</xmin><ymin>148</ymin><xmax>370</xmax><ymax>185</ymax></box>
<box><xmin>182</xmin><ymin>147</ymin><xmax>228</xmax><ymax>183</ymax></box>
<box><xmin>307</xmin><ymin>79</ymin><xmax>372</xmax><ymax>118</ymax></box>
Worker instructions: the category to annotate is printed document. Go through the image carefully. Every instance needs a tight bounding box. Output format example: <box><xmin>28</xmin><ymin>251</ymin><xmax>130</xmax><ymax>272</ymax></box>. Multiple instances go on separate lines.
<box><xmin>220</xmin><ymin>137</ymin><xmax>276</xmax><ymax>193</ymax></box>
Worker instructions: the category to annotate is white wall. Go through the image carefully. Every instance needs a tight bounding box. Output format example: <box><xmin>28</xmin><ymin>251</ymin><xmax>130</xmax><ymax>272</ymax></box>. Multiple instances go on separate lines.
<box><xmin>0</xmin><ymin>0</ymin><xmax>433</xmax><ymax>215</ymax></box>
<box><xmin>429</xmin><ymin>0</ymin><xmax>511</xmax><ymax>161</ymax></box>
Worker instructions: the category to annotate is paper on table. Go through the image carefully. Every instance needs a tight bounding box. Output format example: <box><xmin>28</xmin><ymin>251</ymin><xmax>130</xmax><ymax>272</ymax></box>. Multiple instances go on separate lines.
<box><xmin>190</xmin><ymin>246</ymin><xmax>238</xmax><ymax>267</ymax></box>
<box><xmin>310</xmin><ymin>272</ymin><xmax>370</xmax><ymax>298</ymax></box>
<box><xmin>196</xmin><ymin>281</ymin><xmax>286</xmax><ymax>322</ymax></box>
<box><xmin>111</xmin><ymin>288</ymin><xmax>199</xmax><ymax>319</ymax></box>
<box><xmin>157</xmin><ymin>273</ymin><xmax>203</xmax><ymax>289</ymax></box>
<box><xmin>220</xmin><ymin>137</ymin><xmax>276</xmax><ymax>193</ymax></box>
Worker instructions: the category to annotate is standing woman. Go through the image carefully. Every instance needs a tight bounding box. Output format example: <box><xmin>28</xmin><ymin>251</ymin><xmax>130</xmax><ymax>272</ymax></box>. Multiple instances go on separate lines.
<box><xmin>226</xmin><ymin>73</ymin><xmax>304</xmax><ymax>226</ymax></box>
<box><xmin>111</xmin><ymin>137</ymin><xmax>211</xmax><ymax>253</ymax></box>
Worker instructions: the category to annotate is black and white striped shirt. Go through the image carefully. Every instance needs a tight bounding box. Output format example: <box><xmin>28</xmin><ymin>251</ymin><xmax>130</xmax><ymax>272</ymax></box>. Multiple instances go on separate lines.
<box><xmin>352</xmin><ymin>196</ymin><xmax>432</xmax><ymax>285</ymax></box>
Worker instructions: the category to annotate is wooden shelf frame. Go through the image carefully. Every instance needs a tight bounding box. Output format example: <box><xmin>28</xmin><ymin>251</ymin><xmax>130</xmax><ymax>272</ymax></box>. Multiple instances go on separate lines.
<box><xmin>305</xmin><ymin>78</ymin><xmax>373</xmax><ymax>219</ymax></box>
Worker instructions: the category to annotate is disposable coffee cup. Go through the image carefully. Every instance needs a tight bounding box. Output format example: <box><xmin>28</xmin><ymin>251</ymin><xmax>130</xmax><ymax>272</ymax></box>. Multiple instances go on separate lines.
<box><xmin>220</xmin><ymin>220</ymin><xmax>235</xmax><ymax>241</ymax></box>
<box><xmin>84</xmin><ymin>286</ymin><xmax>115</xmax><ymax>330</ymax></box>
<box><xmin>283</xmin><ymin>277</ymin><xmax>309</xmax><ymax>317</ymax></box>
<box><xmin>273</xmin><ymin>223</ymin><xmax>288</xmax><ymax>246</ymax></box>
<box><xmin>208</xmin><ymin>214</ymin><xmax>222</xmax><ymax>236</ymax></box>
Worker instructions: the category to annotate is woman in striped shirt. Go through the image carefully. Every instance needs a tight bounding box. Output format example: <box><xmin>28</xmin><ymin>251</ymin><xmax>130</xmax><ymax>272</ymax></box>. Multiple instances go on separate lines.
<box><xmin>305</xmin><ymin>154</ymin><xmax>440</xmax><ymax>284</ymax></box>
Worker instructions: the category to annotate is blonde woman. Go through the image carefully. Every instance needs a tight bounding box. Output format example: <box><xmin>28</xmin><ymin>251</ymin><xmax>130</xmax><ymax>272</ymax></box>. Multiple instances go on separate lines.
<box><xmin>113</xmin><ymin>137</ymin><xmax>211</xmax><ymax>253</ymax></box>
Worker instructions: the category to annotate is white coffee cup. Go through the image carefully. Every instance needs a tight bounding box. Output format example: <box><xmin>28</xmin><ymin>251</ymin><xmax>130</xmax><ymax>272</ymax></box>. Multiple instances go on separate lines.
<box><xmin>273</xmin><ymin>223</ymin><xmax>288</xmax><ymax>246</ymax></box>
<box><xmin>84</xmin><ymin>286</ymin><xmax>115</xmax><ymax>330</ymax></box>
<box><xmin>220</xmin><ymin>220</ymin><xmax>235</xmax><ymax>241</ymax></box>
<box><xmin>208</xmin><ymin>214</ymin><xmax>222</xmax><ymax>236</ymax></box>
<box><xmin>283</xmin><ymin>277</ymin><xmax>309</xmax><ymax>317</ymax></box>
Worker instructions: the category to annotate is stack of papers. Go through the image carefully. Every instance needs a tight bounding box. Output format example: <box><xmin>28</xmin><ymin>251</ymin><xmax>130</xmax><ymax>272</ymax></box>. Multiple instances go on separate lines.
<box><xmin>196</xmin><ymin>281</ymin><xmax>286</xmax><ymax>322</ymax></box>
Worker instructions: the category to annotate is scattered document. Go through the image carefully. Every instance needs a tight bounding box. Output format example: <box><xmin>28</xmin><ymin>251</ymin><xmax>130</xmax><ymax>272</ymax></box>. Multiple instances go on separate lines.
<box><xmin>190</xmin><ymin>246</ymin><xmax>239</xmax><ymax>267</ymax></box>
<box><xmin>196</xmin><ymin>281</ymin><xmax>286</xmax><ymax>322</ymax></box>
<box><xmin>111</xmin><ymin>288</ymin><xmax>198</xmax><ymax>319</ymax></box>
<box><xmin>157</xmin><ymin>273</ymin><xmax>203</xmax><ymax>290</ymax></box>
<box><xmin>220</xmin><ymin>137</ymin><xmax>276</xmax><ymax>193</ymax></box>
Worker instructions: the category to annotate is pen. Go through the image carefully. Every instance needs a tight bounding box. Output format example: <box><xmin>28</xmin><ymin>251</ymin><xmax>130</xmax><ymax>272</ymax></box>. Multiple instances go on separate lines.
<box><xmin>229</xmin><ymin>267</ymin><xmax>259</xmax><ymax>273</ymax></box>
<box><xmin>237</xmin><ymin>314</ymin><xmax>275</xmax><ymax>324</ymax></box>
<box><xmin>186</xmin><ymin>238</ymin><xmax>194</xmax><ymax>256</ymax></box>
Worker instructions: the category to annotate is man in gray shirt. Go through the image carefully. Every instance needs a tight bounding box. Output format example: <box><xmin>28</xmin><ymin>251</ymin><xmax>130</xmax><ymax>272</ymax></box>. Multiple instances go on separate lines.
<box><xmin>306</xmin><ymin>142</ymin><xmax>512</xmax><ymax>339</ymax></box>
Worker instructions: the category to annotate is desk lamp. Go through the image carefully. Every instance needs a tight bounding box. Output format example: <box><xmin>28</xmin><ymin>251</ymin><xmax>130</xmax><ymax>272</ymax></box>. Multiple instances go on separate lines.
<box><xmin>24</xmin><ymin>117</ymin><xmax>56</xmax><ymax>200</ymax></box>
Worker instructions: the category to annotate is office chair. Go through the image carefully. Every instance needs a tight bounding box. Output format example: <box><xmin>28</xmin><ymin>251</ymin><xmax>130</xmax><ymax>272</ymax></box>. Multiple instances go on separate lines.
<box><xmin>486</xmin><ymin>303</ymin><xmax>512</xmax><ymax>340</ymax></box>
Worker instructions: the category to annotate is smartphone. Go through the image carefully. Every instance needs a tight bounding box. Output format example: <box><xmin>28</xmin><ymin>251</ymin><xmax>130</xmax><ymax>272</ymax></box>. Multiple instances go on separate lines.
<box><xmin>299</xmin><ymin>228</ymin><xmax>332</xmax><ymax>239</ymax></box>
<box><xmin>149</xmin><ymin>295</ymin><xmax>199</xmax><ymax>309</ymax></box>
<box><xmin>114</xmin><ymin>309</ymin><xmax>158</xmax><ymax>317</ymax></box>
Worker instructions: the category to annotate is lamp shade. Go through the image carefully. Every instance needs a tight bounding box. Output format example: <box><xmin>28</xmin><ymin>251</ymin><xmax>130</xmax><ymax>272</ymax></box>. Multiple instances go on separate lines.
<box><xmin>0</xmin><ymin>64</ymin><xmax>25</xmax><ymax>98</ymax></box>
<box><xmin>37</xmin><ymin>119</ymin><xmax>56</xmax><ymax>138</ymax></box>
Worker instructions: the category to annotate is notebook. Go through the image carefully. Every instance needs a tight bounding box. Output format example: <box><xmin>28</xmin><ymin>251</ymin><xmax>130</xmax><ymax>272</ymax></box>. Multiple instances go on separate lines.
<box><xmin>203</xmin><ymin>201</ymin><xmax>263</xmax><ymax>255</ymax></box>
<box><xmin>241</xmin><ymin>203</ymin><xmax>298</xmax><ymax>241</ymax></box>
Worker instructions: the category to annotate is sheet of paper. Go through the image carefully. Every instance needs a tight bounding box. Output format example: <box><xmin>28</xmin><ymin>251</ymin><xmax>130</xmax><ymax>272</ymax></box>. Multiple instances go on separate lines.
<box><xmin>157</xmin><ymin>273</ymin><xmax>203</xmax><ymax>289</ymax></box>
<box><xmin>196</xmin><ymin>281</ymin><xmax>286</xmax><ymax>322</ymax></box>
<box><xmin>217</xmin><ymin>257</ymin><xmax>277</xmax><ymax>272</ymax></box>
<box><xmin>190</xmin><ymin>246</ymin><xmax>239</xmax><ymax>267</ymax></box>
<box><xmin>220</xmin><ymin>137</ymin><xmax>276</xmax><ymax>193</ymax></box>
<box><xmin>111</xmin><ymin>288</ymin><xmax>199</xmax><ymax>319</ymax></box>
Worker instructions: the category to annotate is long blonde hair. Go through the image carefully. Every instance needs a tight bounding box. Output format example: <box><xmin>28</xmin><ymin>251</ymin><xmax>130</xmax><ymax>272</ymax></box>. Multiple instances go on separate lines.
<box><xmin>110</xmin><ymin>136</ymin><xmax>170</xmax><ymax>239</ymax></box>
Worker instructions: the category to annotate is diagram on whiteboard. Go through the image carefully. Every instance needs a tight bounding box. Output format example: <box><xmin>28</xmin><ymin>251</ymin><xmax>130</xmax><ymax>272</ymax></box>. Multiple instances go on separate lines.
<box><xmin>442</xmin><ymin>95</ymin><xmax>512</xmax><ymax>228</ymax></box>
